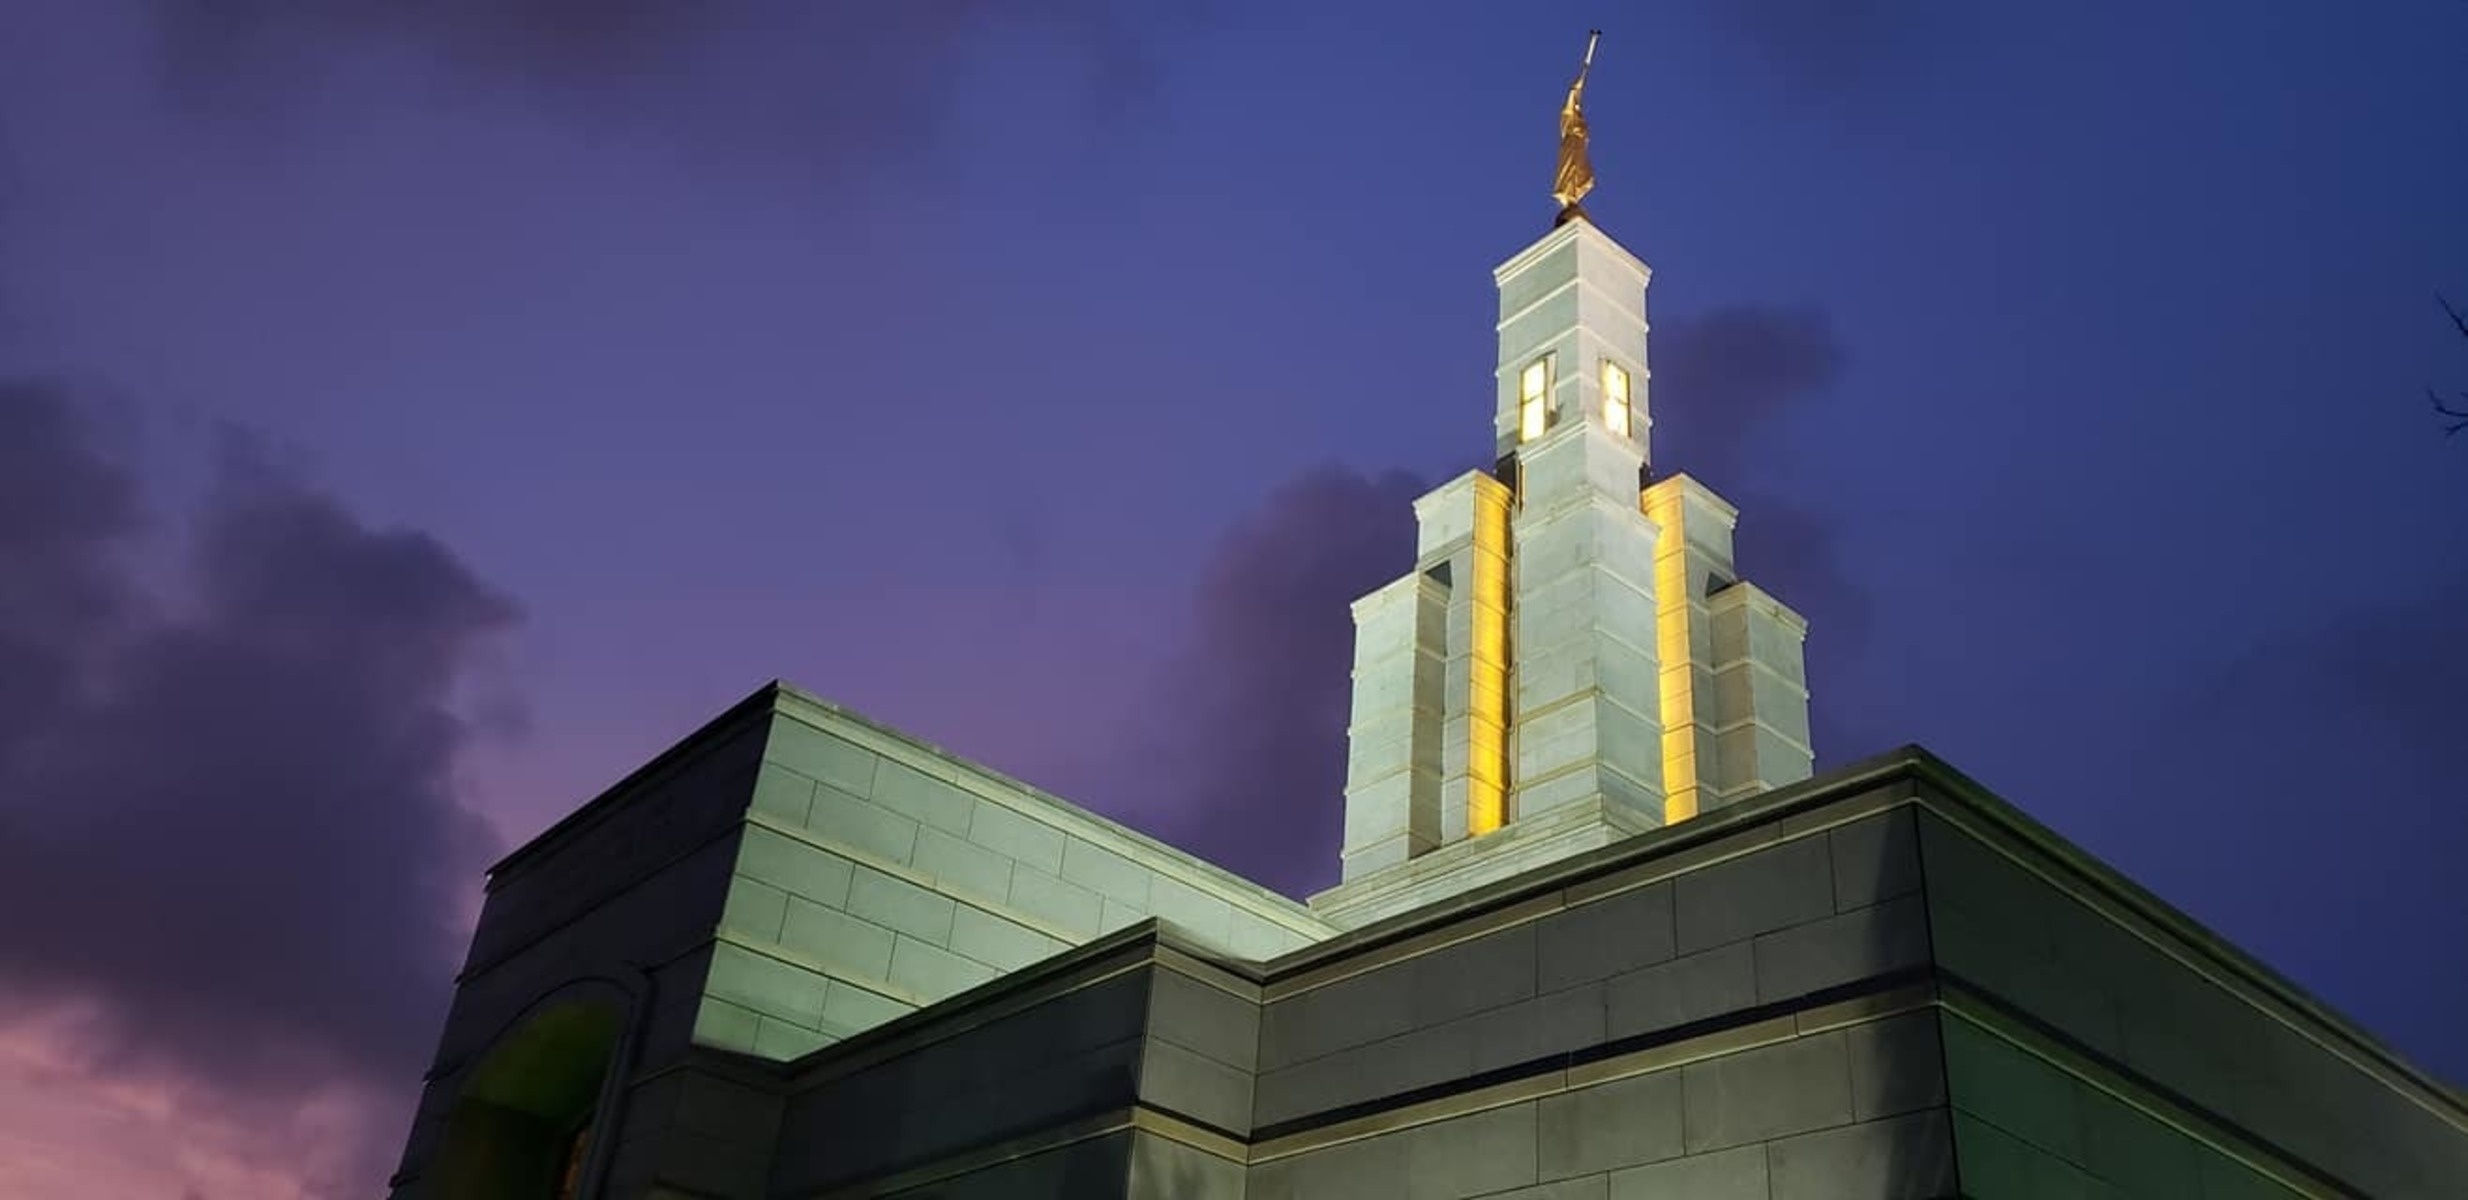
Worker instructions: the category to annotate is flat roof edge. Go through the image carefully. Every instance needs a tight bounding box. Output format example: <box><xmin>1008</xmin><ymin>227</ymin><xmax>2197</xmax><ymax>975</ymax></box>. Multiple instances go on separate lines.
<box><xmin>485</xmin><ymin>680</ymin><xmax>789</xmax><ymax>881</ymax></box>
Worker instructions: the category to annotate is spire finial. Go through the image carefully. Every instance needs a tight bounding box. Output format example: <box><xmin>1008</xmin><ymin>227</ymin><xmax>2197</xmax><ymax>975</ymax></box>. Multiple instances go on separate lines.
<box><xmin>1552</xmin><ymin>30</ymin><xmax>1602</xmax><ymax>224</ymax></box>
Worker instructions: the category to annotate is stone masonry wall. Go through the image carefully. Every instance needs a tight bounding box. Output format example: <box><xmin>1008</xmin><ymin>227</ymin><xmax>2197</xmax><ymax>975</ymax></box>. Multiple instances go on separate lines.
<box><xmin>1920</xmin><ymin>806</ymin><xmax>2468</xmax><ymax>1198</ymax></box>
<box><xmin>1249</xmin><ymin>1013</ymin><xmax>1954</xmax><ymax>1200</ymax></box>
<box><xmin>699</xmin><ymin>695</ymin><xmax>1335</xmax><ymax>1063</ymax></box>
<box><xmin>1257</xmin><ymin>808</ymin><xmax>1932</xmax><ymax>1131</ymax></box>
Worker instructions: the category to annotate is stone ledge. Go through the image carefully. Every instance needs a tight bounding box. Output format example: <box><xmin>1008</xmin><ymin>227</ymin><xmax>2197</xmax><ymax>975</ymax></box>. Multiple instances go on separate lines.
<box><xmin>1942</xmin><ymin>976</ymin><xmax>2352</xmax><ymax>1199</ymax></box>
<box><xmin>1309</xmin><ymin>798</ymin><xmax>1652</xmax><ymax>931</ymax></box>
<box><xmin>771</xmin><ymin>685</ymin><xmax>1335</xmax><ymax>943</ymax></box>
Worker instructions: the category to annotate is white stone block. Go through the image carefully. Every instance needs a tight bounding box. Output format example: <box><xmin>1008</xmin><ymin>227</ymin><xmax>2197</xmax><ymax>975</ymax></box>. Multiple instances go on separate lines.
<box><xmin>704</xmin><ymin>942</ymin><xmax>829</xmax><ymax>1029</ymax></box>
<box><xmin>1341</xmin><ymin>832</ymin><xmax>1417</xmax><ymax>877</ymax></box>
<box><xmin>1681</xmin><ymin>1032</ymin><xmax>1856</xmax><ymax>1153</ymax></box>
<box><xmin>1673</xmin><ymin>834</ymin><xmax>1834</xmax><ymax>956</ymax></box>
<box><xmin>1712</xmin><ymin>722</ymin><xmax>1814</xmax><ymax>796</ymax></box>
<box><xmin>1516</xmin><ymin>695</ymin><xmax>1661</xmax><ymax>796</ymax></box>
<box><xmin>886</xmin><ymin>933</ymin><xmax>998</xmax><ymax>999</ymax></box>
<box><xmin>965</xmin><ymin>799</ymin><xmax>1067</xmax><ymax>875</ymax></box>
<box><xmin>1765</xmin><ymin>1111</ymin><xmax>1956</xmax><ymax>1200</ymax></box>
<box><xmin>1709</xmin><ymin>584</ymin><xmax>1809</xmax><ymax>687</ymax></box>
<box><xmin>1148</xmin><ymin>873</ymin><xmax>1238</xmax><ymax>949</ymax></box>
<box><xmin>819</xmin><ymin>979</ymin><xmax>910</xmax><ymax>1037</ymax></box>
<box><xmin>847</xmin><ymin>866</ymin><xmax>957</xmax><ymax>946</ymax></box>
<box><xmin>948</xmin><ymin>905</ymin><xmax>1065</xmax><ymax>973</ymax></box>
<box><xmin>1061</xmin><ymin>837</ymin><xmax>1154</xmax><ymax>906</ymax></box>
<box><xmin>1711</xmin><ymin>660</ymin><xmax>1813</xmax><ymax>748</ymax></box>
<box><xmin>866</xmin><ymin>759</ymin><xmax>977</xmax><ymax>836</ymax></box>
<box><xmin>1006</xmin><ymin>865</ymin><xmax>1103</xmax><ymax>937</ymax></box>
<box><xmin>1540</xmin><ymin>1069</ymin><xmax>1684</xmax><ymax>1180</ymax></box>
<box><xmin>910</xmin><ymin>826</ymin><xmax>1013</xmax><ymax>908</ymax></box>
<box><xmin>808</xmin><ymin>783</ymin><xmax>919</xmax><ymax>866</ymax></box>
<box><xmin>1341</xmin><ymin>770</ymin><xmax>1417</xmax><ymax>849</ymax></box>
<box><xmin>736</xmin><ymin>826</ymin><xmax>856</xmax><ymax>908</ymax></box>
<box><xmin>1497</xmin><ymin>240</ymin><xmax>1581</xmax><ymax>319</ymax></box>
<box><xmin>1413</xmin><ymin>473</ymin><xmax>1491</xmax><ymax>556</ymax></box>
<box><xmin>764</xmin><ymin>720</ymin><xmax>881</xmax><ymax>796</ymax></box>
<box><xmin>1520</xmin><ymin>426</ymin><xmax>1647</xmax><ymax>514</ymax></box>
<box><xmin>1606</xmin><ymin>1145</ymin><xmax>1766</xmax><ymax>1200</ymax></box>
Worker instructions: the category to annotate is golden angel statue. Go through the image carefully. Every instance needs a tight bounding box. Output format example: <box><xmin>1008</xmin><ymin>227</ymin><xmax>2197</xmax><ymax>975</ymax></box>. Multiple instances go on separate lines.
<box><xmin>1553</xmin><ymin>31</ymin><xmax>1601</xmax><ymax>222</ymax></box>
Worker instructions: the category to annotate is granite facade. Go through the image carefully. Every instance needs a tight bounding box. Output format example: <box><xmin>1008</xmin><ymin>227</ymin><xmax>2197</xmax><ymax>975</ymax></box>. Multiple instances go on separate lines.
<box><xmin>393</xmin><ymin>682</ymin><xmax>2468</xmax><ymax>1200</ymax></box>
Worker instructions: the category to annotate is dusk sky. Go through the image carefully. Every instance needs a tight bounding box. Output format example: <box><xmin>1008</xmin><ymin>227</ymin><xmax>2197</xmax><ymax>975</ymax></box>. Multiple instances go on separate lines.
<box><xmin>2</xmin><ymin>2</ymin><xmax>2464</xmax><ymax>1196</ymax></box>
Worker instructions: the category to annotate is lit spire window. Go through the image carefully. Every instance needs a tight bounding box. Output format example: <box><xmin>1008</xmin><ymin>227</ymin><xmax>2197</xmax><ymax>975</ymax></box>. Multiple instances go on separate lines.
<box><xmin>1601</xmin><ymin>360</ymin><xmax>1632</xmax><ymax>437</ymax></box>
<box><xmin>1519</xmin><ymin>357</ymin><xmax>1552</xmax><ymax>442</ymax></box>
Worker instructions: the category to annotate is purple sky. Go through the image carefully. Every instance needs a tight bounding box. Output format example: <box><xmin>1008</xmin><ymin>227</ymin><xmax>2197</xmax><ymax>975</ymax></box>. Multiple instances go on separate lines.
<box><xmin>2</xmin><ymin>2</ymin><xmax>2465</xmax><ymax>1195</ymax></box>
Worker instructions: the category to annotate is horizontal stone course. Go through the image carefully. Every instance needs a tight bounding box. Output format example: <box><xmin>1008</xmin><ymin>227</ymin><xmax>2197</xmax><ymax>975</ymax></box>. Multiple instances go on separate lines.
<box><xmin>1535</xmin><ymin>880</ymin><xmax>1675</xmax><ymax>992</ymax></box>
<box><xmin>1847</xmin><ymin>1010</ymin><xmax>1946</xmax><ymax>1122</ymax></box>
<box><xmin>811</xmin><ymin>781</ymin><xmax>920</xmax><ymax>865</ymax></box>
<box><xmin>1751</xmin><ymin>894</ymin><xmax>1930</xmax><ymax>1004</ymax></box>
<box><xmin>1063</xmin><ymin>837</ymin><xmax>1157</xmax><ymax>907</ymax></box>
<box><xmin>1254</xmin><ymin>1012</ymin><xmax>1947</xmax><ymax>1200</ymax></box>
<box><xmin>1828</xmin><ymin>808</ymin><xmax>1921</xmax><ymax>912</ymax></box>
<box><xmin>773</xmin><ymin>969</ymin><xmax>1152</xmax><ymax>1194</ymax></box>
<box><xmin>778</xmin><ymin>896</ymin><xmax>894</xmax><ymax>980</ymax></box>
<box><xmin>763</xmin><ymin>720</ymin><xmax>879</xmax><ymax>797</ymax></box>
<box><xmin>1152</xmin><ymin>968</ymin><xmax>1261</xmax><ymax>1073</ymax></box>
<box><xmin>683</xmin><ymin>703</ymin><xmax>1335</xmax><ymax>1074</ymax></box>
<box><xmin>1919</xmin><ymin>807</ymin><xmax>2468</xmax><ymax>1198</ymax></box>
<box><xmin>1129</xmin><ymin>1131</ymin><xmax>1245</xmax><ymax>1200</ymax></box>
<box><xmin>1682</xmin><ymin>1030</ymin><xmax>1855</xmax><ymax>1153</ymax></box>
<box><xmin>1140</xmin><ymin>1038</ymin><xmax>1256</xmax><ymax>1133</ymax></box>
<box><xmin>736</xmin><ymin>824</ymin><xmax>855</xmax><ymax>909</ymax></box>
<box><xmin>1764</xmin><ymin>1110</ymin><xmax>1956</xmax><ymax>1200</ymax></box>
<box><xmin>1605</xmin><ymin>1143</ymin><xmax>1765</xmax><ymax>1199</ymax></box>
<box><xmin>911</xmin><ymin>825</ymin><xmax>1014</xmax><ymax>907</ymax></box>
<box><xmin>870</xmin><ymin>758</ymin><xmax>976</xmax><ymax>836</ymax></box>
<box><xmin>883</xmin><ymin>1131</ymin><xmax>1134</xmax><ymax>1200</ymax></box>
<box><xmin>719</xmin><ymin>876</ymin><xmax>787</xmax><ymax>942</ymax></box>
<box><xmin>948</xmin><ymin>905</ymin><xmax>1065</xmax><ymax>972</ymax></box>
<box><xmin>969</xmin><ymin>800</ymin><xmax>1067</xmax><ymax>874</ymax></box>
<box><xmin>1538</xmin><ymin>1068</ymin><xmax>1683</xmax><ymax>1179</ymax></box>
<box><xmin>888</xmin><ymin>933</ymin><xmax>999</xmax><ymax>998</ymax></box>
<box><xmin>703</xmin><ymin>941</ymin><xmax>827</xmax><ymax>1028</ymax></box>
<box><xmin>1007</xmin><ymin>865</ymin><xmax>1106</xmax><ymax>936</ymax></box>
<box><xmin>1605</xmin><ymin>941</ymin><xmax>1755</xmax><ymax>1041</ymax></box>
<box><xmin>848</xmin><ymin>866</ymin><xmax>957</xmax><ymax>945</ymax></box>
<box><xmin>1674</xmin><ymin>832</ymin><xmax>1833</xmax><ymax>955</ymax></box>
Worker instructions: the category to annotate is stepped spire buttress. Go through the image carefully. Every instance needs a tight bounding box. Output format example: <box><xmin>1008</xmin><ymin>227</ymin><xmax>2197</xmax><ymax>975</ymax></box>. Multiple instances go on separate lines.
<box><xmin>1317</xmin><ymin>36</ymin><xmax>1815</xmax><ymax>927</ymax></box>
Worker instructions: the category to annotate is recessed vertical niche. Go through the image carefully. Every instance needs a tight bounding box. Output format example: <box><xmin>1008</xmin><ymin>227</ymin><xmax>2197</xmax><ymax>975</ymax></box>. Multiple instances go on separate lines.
<box><xmin>429</xmin><ymin>1000</ymin><xmax>625</xmax><ymax>1200</ymax></box>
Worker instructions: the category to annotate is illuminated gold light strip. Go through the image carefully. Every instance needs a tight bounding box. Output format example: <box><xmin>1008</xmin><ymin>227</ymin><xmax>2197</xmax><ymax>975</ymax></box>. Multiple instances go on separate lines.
<box><xmin>1644</xmin><ymin>484</ymin><xmax>1699</xmax><ymax>825</ymax></box>
<box><xmin>1467</xmin><ymin>476</ymin><xmax>1513</xmax><ymax>836</ymax></box>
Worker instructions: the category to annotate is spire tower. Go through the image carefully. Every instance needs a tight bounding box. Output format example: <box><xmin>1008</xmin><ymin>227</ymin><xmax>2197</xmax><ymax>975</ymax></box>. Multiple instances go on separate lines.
<box><xmin>1317</xmin><ymin>34</ymin><xmax>1815</xmax><ymax>927</ymax></box>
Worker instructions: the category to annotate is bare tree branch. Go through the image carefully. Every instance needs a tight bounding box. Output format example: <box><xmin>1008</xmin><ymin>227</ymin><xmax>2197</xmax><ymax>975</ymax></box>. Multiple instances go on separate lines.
<box><xmin>2438</xmin><ymin>294</ymin><xmax>2468</xmax><ymax>438</ymax></box>
<box><xmin>2431</xmin><ymin>387</ymin><xmax>2468</xmax><ymax>437</ymax></box>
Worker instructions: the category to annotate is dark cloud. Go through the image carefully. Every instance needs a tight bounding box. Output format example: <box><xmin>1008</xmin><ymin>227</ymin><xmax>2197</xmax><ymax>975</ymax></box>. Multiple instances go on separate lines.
<box><xmin>1653</xmin><ymin>305</ymin><xmax>1844</xmax><ymax>484</ymax></box>
<box><xmin>1122</xmin><ymin>305</ymin><xmax>1858</xmax><ymax>897</ymax></box>
<box><xmin>145</xmin><ymin>0</ymin><xmax>1164</xmax><ymax>163</ymax></box>
<box><xmin>0</xmin><ymin>383</ymin><xmax>144</xmax><ymax>740</ymax></box>
<box><xmin>1112</xmin><ymin>466</ymin><xmax>1424</xmax><ymax>897</ymax></box>
<box><xmin>0</xmin><ymin>381</ymin><xmax>516</xmax><ymax>1164</ymax></box>
<box><xmin>1702</xmin><ymin>0</ymin><xmax>1953</xmax><ymax>100</ymax></box>
<box><xmin>2118</xmin><ymin>573</ymin><xmax>2468</xmax><ymax>1082</ymax></box>
<box><xmin>1654</xmin><ymin>305</ymin><xmax>1877</xmax><ymax>756</ymax></box>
